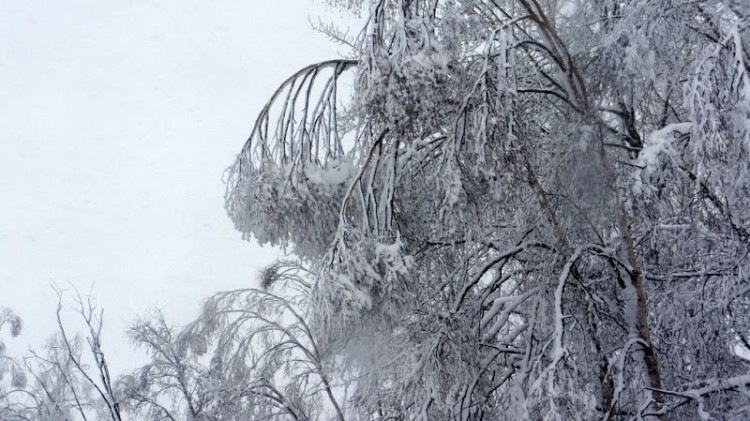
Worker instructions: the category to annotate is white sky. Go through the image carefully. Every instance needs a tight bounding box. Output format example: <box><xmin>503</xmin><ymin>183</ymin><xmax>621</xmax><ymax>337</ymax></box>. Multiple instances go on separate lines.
<box><xmin>0</xmin><ymin>0</ymin><xmax>355</xmax><ymax>373</ymax></box>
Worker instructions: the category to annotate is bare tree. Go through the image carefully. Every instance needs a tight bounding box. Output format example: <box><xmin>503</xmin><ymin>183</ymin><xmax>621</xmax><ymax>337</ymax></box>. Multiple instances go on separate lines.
<box><xmin>21</xmin><ymin>290</ymin><xmax>122</xmax><ymax>421</ymax></box>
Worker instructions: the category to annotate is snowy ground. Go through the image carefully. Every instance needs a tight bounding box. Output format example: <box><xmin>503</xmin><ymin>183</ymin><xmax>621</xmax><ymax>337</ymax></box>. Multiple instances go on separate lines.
<box><xmin>0</xmin><ymin>0</ymin><xmax>354</xmax><ymax>374</ymax></box>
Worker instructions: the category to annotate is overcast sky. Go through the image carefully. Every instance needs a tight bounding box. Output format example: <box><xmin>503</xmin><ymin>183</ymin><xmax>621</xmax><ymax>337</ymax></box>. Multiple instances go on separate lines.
<box><xmin>0</xmin><ymin>0</ymin><xmax>355</xmax><ymax>373</ymax></box>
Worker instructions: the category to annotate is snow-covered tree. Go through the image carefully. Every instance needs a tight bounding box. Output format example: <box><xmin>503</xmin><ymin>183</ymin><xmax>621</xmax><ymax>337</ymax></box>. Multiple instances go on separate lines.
<box><xmin>0</xmin><ymin>307</ymin><xmax>28</xmax><ymax>420</ymax></box>
<box><xmin>23</xmin><ymin>291</ymin><xmax>123</xmax><ymax>421</ymax></box>
<box><xmin>184</xmin><ymin>261</ymin><xmax>344</xmax><ymax>421</ymax></box>
<box><xmin>222</xmin><ymin>0</ymin><xmax>750</xmax><ymax>419</ymax></box>
<box><xmin>117</xmin><ymin>311</ymin><xmax>212</xmax><ymax>421</ymax></box>
<box><xmin>118</xmin><ymin>261</ymin><xmax>346</xmax><ymax>421</ymax></box>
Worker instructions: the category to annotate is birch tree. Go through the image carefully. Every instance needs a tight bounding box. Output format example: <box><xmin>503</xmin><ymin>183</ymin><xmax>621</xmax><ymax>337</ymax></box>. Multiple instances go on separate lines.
<box><xmin>220</xmin><ymin>0</ymin><xmax>750</xmax><ymax>419</ymax></box>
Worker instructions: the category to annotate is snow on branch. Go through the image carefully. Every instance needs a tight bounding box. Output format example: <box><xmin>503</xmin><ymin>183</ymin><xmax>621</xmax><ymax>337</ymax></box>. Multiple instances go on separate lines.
<box><xmin>224</xmin><ymin>59</ymin><xmax>359</xmax><ymax>258</ymax></box>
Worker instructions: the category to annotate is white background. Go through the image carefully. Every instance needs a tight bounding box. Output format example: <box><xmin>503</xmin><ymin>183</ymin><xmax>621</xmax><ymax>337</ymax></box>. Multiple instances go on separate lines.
<box><xmin>0</xmin><ymin>0</ymin><xmax>355</xmax><ymax>373</ymax></box>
